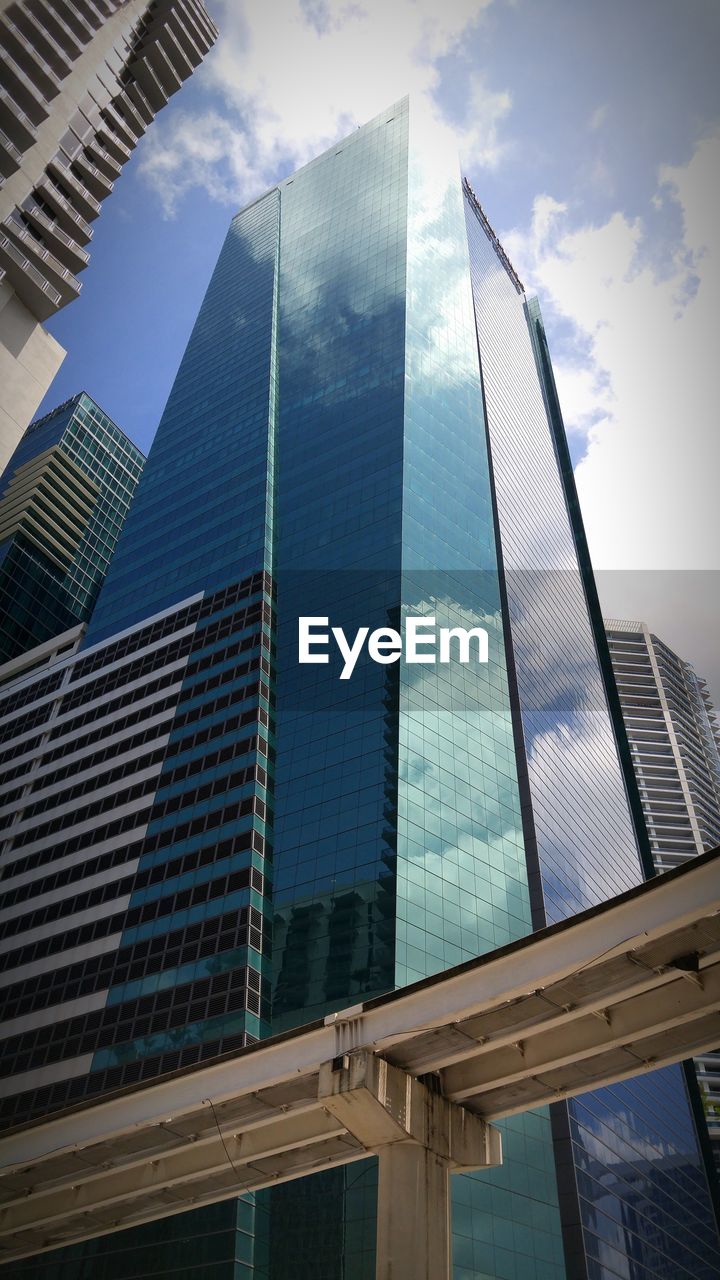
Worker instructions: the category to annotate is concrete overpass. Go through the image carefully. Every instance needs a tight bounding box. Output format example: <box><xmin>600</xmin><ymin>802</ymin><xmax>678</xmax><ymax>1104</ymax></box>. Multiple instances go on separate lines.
<box><xmin>0</xmin><ymin>847</ymin><xmax>718</xmax><ymax>1278</ymax></box>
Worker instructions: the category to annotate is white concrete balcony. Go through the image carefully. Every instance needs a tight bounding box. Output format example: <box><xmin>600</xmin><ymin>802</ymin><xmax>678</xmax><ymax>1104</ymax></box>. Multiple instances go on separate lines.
<box><xmin>124</xmin><ymin>79</ymin><xmax>155</xmax><ymax>126</ymax></box>
<box><xmin>71</xmin><ymin>149</ymin><xmax>114</xmax><ymax>200</ymax></box>
<box><xmin>35</xmin><ymin>174</ymin><xmax>93</xmax><ymax>245</ymax></box>
<box><xmin>3</xmin><ymin>218</ymin><xmax>81</xmax><ymax>309</ymax></box>
<box><xmin>47</xmin><ymin>156</ymin><xmax>101</xmax><ymax>222</ymax></box>
<box><xmin>70</xmin><ymin>0</ymin><xmax>106</xmax><ymax>30</ymax></box>
<box><xmin>22</xmin><ymin>202</ymin><xmax>90</xmax><ymax>273</ymax></box>
<box><xmin>0</xmin><ymin>229</ymin><xmax>63</xmax><ymax>321</ymax></box>
<box><xmin>184</xmin><ymin>0</ymin><xmax>220</xmax><ymax>46</ymax></box>
<box><xmin>8</xmin><ymin>7</ymin><xmax>73</xmax><ymax>79</ymax></box>
<box><xmin>0</xmin><ymin>84</ymin><xmax>36</xmax><ymax>152</ymax></box>
<box><xmin>0</xmin><ymin>50</ymin><xmax>50</xmax><ymax>126</ymax></box>
<box><xmin>27</xmin><ymin>0</ymin><xmax>84</xmax><ymax>59</ymax></box>
<box><xmin>101</xmin><ymin>101</ymin><xmax>140</xmax><ymax>150</ymax></box>
<box><xmin>111</xmin><ymin>89</ymin><xmax>147</xmax><ymax>136</ymax></box>
<box><xmin>84</xmin><ymin>137</ymin><xmax>122</xmax><ymax>180</ymax></box>
<box><xmin>51</xmin><ymin>0</ymin><xmax>96</xmax><ymax>43</ymax></box>
<box><xmin>164</xmin><ymin>4</ymin><xmax>208</xmax><ymax>67</ymax></box>
<box><xmin>147</xmin><ymin>35</ymin><xmax>187</xmax><ymax>90</ymax></box>
<box><xmin>0</xmin><ymin>17</ymin><xmax>63</xmax><ymax>102</ymax></box>
<box><xmin>0</xmin><ymin>126</ymin><xmax>22</xmax><ymax>180</ymax></box>
<box><xmin>95</xmin><ymin>124</ymin><xmax>131</xmax><ymax>165</ymax></box>
<box><xmin>130</xmin><ymin>55</ymin><xmax>171</xmax><ymax>112</ymax></box>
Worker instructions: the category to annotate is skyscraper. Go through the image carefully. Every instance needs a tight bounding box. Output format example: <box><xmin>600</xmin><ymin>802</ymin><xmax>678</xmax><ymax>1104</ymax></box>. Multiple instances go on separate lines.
<box><xmin>0</xmin><ymin>0</ymin><xmax>218</xmax><ymax>471</ymax></box>
<box><xmin>606</xmin><ymin>618</ymin><xmax>720</xmax><ymax>1174</ymax></box>
<box><xmin>0</xmin><ymin>390</ymin><xmax>145</xmax><ymax>665</ymax></box>
<box><xmin>1</xmin><ymin>98</ymin><xmax>718</xmax><ymax>1280</ymax></box>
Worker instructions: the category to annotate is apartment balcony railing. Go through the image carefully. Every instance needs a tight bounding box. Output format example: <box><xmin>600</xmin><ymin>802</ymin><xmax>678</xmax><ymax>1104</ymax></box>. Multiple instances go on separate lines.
<box><xmin>27</xmin><ymin>0</ymin><xmax>84</xmax><ymax>59</ymax></box>
<box><xmin>70</xmin><ymin>0</ymin><xmax>106</xmax><ymax>30</ymax></box>
<box><xmin>101</xmin><ymin>101</ymin><xmax>141</xmax><ymax>150</ymax></box>
<box><xmin>152</xmin><ymin>36</ymin><xmax>187</xmax><ymax>90</ymax></box>
<box><xmin>112</xmin><ymin>89</ymin><xmax>147</xmax><ymax>136</ymax></box>
<box><xmin>0</xmin><ymin>50</ymin><xmax>50</xmax><ymax>126</ymax></box>
<box><xmin>34</xmin><ymin>173</ymin><xmax>93</xmax><ymax>245</ymax></box>
<box><xmin>51</xmin><ymin>0</ymin><xmax>97</xmax><ymax>43</ymax></box>
<box><xmin>22</xmin><ymin>200</ymin><xmax>89</xmax><ymax>272</ymax></box>
<box><xmin>0</xmin><ymin>229</ymin><xmax>63</xmax><ymax>320</ymax></box>
<box><xmin>0</xmin><ymin>17</ymin><xmax>63</xmax><ymax>102</ymax></box>
<box><xmin>0</xmin><ymin>126</ymin><xmax>22</xmax><ymax>180</ymax></box>
<box><xmin>124</xmin><ymin>78</ymin><xmax>155</xmax><ymax>126</ymax></box>
<box><xmin>0</xmin><ymin>84</ymin><xmax>36</xmax><ymax>152</ymax></box>
<box><xmin>3</xmin><ymin>217</ymin><xmax>81</xmax><ymax>305</ymax></box>
<box><xmin>164</xmin><ymin>3</ymin><xmax>208</xmax><ymax>67</ymax></box>
<box><xmin>130</xmin><ymin>55</ymin><xmax>171</xmax><ymax>112</ymax></box>
<box><xmin>71</xmin><ymin>149</ymin><xmax>114</xmax><ymax>200</ymax></box>
<box><xmin>95</xmin><ymin>124</ymin><xmax>131</xmax><ymax>165</ymax></box>
<box><xmin>9</xmin><ymin>7</ymin><xmax>73</xmax><ymax>78</ymax></box>
<box><xmin>84</xmin><ymin>137</ymin><xmax>122</xmax><ymax>180</ymax></box>
<box><xmin>47</xmin><ymin>156</ymin><xmax>101</xmax><ymax>221</ymax></box>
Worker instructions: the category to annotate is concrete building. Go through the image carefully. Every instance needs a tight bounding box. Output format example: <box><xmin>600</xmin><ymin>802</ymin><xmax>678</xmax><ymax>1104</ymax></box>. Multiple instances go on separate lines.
<box><xmin>0</xmin><ymin>0</ymin><xmax>217</xmax><ymax>471</ymax></box>
<box><xmin>0</xmin><ymin>100</ymin><xmax>718</xmax><ymax>1280</ymax></box>
<box><xmin>606</xmin><ymin>617</ymin><xmax>720</xmax><ymax>1174</ymax></box>
<box><xmin>0</xmin><ymin>390</ymin><xmax>144</xmax><ymax>664</ymax></box>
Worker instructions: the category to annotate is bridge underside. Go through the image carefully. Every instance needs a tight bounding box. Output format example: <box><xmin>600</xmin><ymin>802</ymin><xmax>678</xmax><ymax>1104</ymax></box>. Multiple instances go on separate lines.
<box><xmin>0</xmin><ymin>848</ymin><xmax>718</xmax><ymax>1279</ymax></box>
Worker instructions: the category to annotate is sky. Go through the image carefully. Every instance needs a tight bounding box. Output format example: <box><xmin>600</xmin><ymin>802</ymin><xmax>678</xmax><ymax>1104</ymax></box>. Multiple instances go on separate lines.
<box><xmin>37</xmin><ymin>0</ymin><xmax>720</xmax><ymax>697</ymax></box>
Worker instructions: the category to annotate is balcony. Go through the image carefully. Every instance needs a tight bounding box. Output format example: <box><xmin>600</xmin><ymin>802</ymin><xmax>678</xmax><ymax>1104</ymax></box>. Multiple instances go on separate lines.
<box><xmin>112</xmin><ymin>89</ymin><xmax>148</xmax><ymax>136</ymax></box>
<box><xmin>9</xmin><ymin>7</ymin><xmax>73</xmax><ymax>79</ymax></box>
<box><xmin>160</xmin><ymin>26</ymin><xmax>197</xmax><ymax>80</ymax></box>
<box><xmin>3</xmin><ymin>218</ymin><xmax>81</xmax><ymax>306</ymax></box>
<box><xmin>0</xmin><ymin>126</ymin><xmax>22</xmax><ymax>180</ymax></box>
<box><xmin>0</xmin><ymin>51</ymin><xmax>50</xmax><ymax>126</ymax></box>
<box><xmin>130</xmin><ymin>55</ymin><xmax>170</xmax><ymax>113</ymax></box>
<box><xmin>146</xmin><ymin>35</ymin><xmax>188</xmax><ymax>90</ymax></box>
<box><xmin>70</xmin><ymin>0</ymin><xmax>106</xmax><ymax>29</ymax></box>
<box><xmin>0</xmin><ymin>17</ymin><xmax>63</xmax><ymax>102</ymax></box>
<box><xmin>22</xmin><ymin>201</ymin><xmax>89</xmax><ymax>273</ymax></box>
<box><xmin>101</xmin><ymin>101</ymin><xmax>140</xmax><ymax>151</ymax></box>
<box><xmin>123</xmin><ymin>79</ymin><xmax>155</xmax><ymax>126</ymax></box>
<box><xmin>0</xmin><ymin>229</ymin><xmax>63</xmax><ymax>321</ymax></box>
<box><xmin>26</xmin><ymin>0</ymin><xmax>83</xmax><ymax>58</ymax></box>
<box><xmin>34</xmin><ymin>174</ymin><xmax>93</xmax><ymax>245</ymax></box>
<box><xmin>95</xmin><ymin>124</ymin><xmax>131</xmax><ymax>165</ymax></box>
<box><xmin>51</xmin><ymin>0</ymin><xmax>96</xmax><ymax>43</ymax></box>
<box><xmin>184</xmin><ymin>0</ymin><xmax>220</xmax><ymax>46</ymax></box>
<box><xmin>164</xmin><ymin>4</ymin><xmax>208</xmax><ymax>67</ymax></box>
<box><xmin>47</xmin><ymin>157</ymin><xmax>101</xmax><ymax>222</ymax></box>
<box><xmin>0</xmin><ymin>85</ymin><xmax>36</xmax><ymax>152</ymax></box>
<box><xmin>84</xmin><ymin>137</ymin><xmax>122</xmax><ymax>180</ymax></box>
<box><xmin>71</xmin><ymin>149</ymin><xmax>114</xmax><ymax>200</ymax></box>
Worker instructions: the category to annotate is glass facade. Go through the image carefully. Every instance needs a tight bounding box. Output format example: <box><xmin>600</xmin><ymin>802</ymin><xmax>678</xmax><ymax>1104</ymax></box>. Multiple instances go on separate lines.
<box><xmin>5</xmin><ymin>97</ymin><xmax>719</xmax><ymax>1280</ymax></box>
<box><xmin>0</xmin><ymin>393</ymin><xmax>144</xmax><ymax>664</ymax></box>
<box><xmin>463</xmin><ymin>185</ymin><xmax>720</xmax><ymax>1279</ymax></box>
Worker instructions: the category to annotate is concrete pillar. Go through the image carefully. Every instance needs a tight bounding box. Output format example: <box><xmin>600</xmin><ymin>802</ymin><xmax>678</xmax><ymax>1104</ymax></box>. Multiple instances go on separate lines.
<box><xmin>376</xmin><ymin>1140</ymin><xmax>451</xmax><ymax>1280</ymax></box>
<box><xmin>318</xmin><ymin>1050</ymin><xmax>502</xmax><ymax>1280</ymax></box>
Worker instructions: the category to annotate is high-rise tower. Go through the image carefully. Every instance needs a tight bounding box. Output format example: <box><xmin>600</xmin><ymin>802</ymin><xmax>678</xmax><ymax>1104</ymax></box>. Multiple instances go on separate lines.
<box><xmin>1</xmin><ymin>99</ymin><xmax>718</xmax><ymax>1280</ymax></box>
<box><xmin>606</xmin><ymin>618</ymin><xmax>720</xmax><ymax>1175</ymax></box>
<box><xmin>0</xmin><ymin>0</ymin><xmax>218</xmax><ymax>471</ymax></box>
<box><xmin>0</xmin><ymin>391</ymin><xmax>144</xmax><ymax>664</ymax></box>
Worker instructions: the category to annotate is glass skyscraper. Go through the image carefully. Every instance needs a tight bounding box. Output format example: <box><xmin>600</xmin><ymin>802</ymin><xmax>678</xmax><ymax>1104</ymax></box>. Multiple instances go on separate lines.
<box><xmin>0</xmin><ymin>98</ymin><xmax>718</xmax><ymax>1280</ymax></box>
<box><xmin>0</xmin><ymin>391</ymin><xmax>145</xmax><ymax>665</ymax></box>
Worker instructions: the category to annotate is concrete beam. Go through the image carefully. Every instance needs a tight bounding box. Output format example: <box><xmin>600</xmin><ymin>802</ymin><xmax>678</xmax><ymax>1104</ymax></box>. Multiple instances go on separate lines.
<box><xmin>319</xmin><ymin>1052</ymin><xmax>502</xmax><ymax>1280</ymax></box>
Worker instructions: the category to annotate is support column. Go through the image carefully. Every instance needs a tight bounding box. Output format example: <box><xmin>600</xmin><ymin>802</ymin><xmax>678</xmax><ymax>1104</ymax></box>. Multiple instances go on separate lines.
<box><xmin>376</xmin><ymin>1140</ymin><xmax>451</xmax><ymax>1280</ymax></box>
<box><xmin>318</xmin><ymin>1050</ymin><xmax>502</xmax><ymax>1280</ymax></box>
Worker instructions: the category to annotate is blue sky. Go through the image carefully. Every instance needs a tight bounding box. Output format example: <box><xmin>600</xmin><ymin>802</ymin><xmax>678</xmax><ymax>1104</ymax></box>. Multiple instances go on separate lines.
<box><xmin>36</xmin><ymin>0</ymin><xmax>720</xmax><ymax>687</ymax></box>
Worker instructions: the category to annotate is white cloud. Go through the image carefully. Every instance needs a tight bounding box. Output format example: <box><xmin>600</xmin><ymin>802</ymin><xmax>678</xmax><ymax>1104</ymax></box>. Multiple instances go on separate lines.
<box><xmin>139</xmin><ymin>0</ymin><xmax>510</xmax><ymax>214</ymax></box>
<box><xmin>504</xmin><ymin>132</ymin><xmax>720</xmax><ymax>570</ymax></box>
